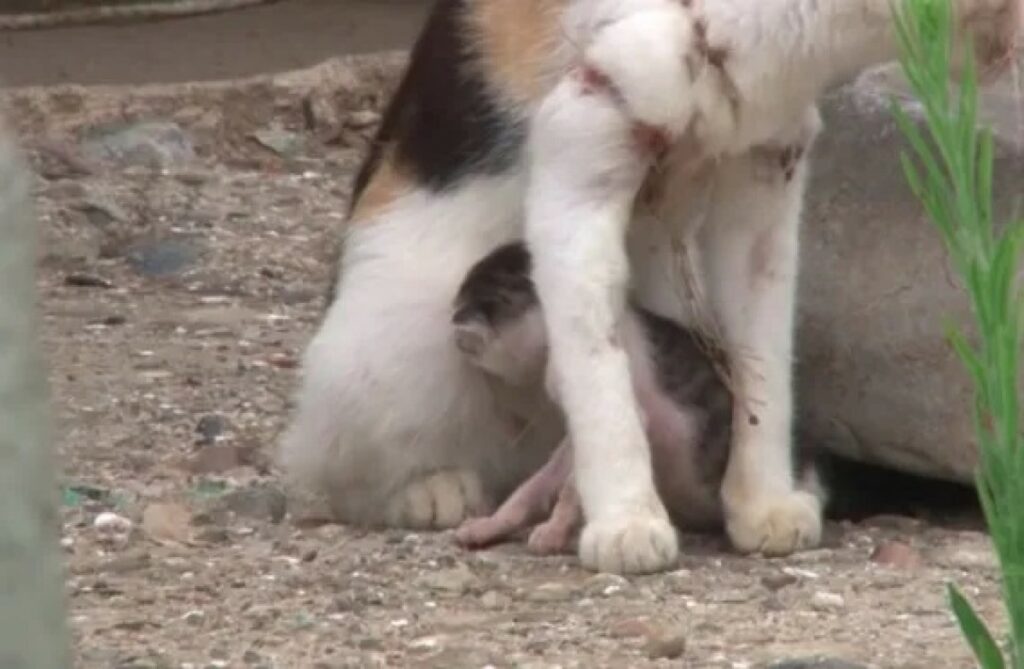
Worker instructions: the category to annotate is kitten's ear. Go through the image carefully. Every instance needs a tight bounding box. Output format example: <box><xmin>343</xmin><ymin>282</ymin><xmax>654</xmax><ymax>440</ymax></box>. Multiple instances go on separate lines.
<box><xmin>452</xmin><ymin>303</ymin><xmax>476</xmax><ymax>325</ymax></box>
<box><xmin>454</xmin><ymin>320</ymin><xmax>493</xmax><ymax>359</ymax></box>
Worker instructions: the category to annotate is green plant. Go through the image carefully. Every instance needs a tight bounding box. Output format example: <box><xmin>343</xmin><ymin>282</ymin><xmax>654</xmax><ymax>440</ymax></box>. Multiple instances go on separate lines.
<box><xmin>891</xmin><ymin>0</ymin><xmax>1024</xmax><ymax>666</ymax></box>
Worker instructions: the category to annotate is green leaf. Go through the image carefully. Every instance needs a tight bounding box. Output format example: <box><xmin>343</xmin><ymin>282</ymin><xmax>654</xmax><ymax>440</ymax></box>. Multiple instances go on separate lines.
<box><xmin>947</xmin><ymin>325</ymin><xmax>984</xmax><ymax>384</ymax></box>
<box><xmin>190</xmin><ymin>478</ymin><xmax>229</xmax><ymax>499</ymax></box>
<box><xmin>60</xmin><ymin>487</ymin><xmax>85</xmax><ymax>508</ymax></box>
<box><xmin>60</xmin><ymin>483</ymin><xmax>112</xmax><ymax>507</ymax></box>
<box><xmin>949</xmin><ymin>584</ymin><xmax>1006</xmax><ymax>669</ymax></box>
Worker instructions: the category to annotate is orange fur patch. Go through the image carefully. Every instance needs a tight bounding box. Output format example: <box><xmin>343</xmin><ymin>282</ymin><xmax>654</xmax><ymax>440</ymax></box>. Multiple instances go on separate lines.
<box><xmin>348</xmin><ymin>149</ymin><xmax>412</xmax><ymax>224</ymax></box>
<box><xmin>463</xmin><ymin>0</ymin><xmax>566</xmax><ymax>106</ymax></box>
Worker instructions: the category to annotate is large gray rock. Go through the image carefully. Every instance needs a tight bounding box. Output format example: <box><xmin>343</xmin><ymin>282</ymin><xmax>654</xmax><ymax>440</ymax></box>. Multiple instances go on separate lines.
<box><xmin>796</xmin><ymin>66</ymin><xmax>1024</xmax><ymax>483</ymax></box>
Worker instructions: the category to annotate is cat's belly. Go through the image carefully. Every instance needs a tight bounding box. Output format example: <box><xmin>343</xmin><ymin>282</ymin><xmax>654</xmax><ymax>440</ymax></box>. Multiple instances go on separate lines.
<box><xmin>627</xmin><ymin>200</ymin><xmax>712</xmax><ymax>333</ymax></box>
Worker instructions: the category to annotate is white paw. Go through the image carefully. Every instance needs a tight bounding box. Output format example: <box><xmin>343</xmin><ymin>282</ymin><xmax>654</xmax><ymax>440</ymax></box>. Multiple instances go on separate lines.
<box><xmin>724</xmin><ymin>489</ymin><xmax>822</xmax><ymax>556</ymax></box>
<box><xmin>384</xmin><ymin>470</ymin><xmax>486</xmax><ymax>530</ymax></box>
<box><xmin>578</xmin><ymin>514</ymin><xmax>679</xmax><ymax>574</ymax></box>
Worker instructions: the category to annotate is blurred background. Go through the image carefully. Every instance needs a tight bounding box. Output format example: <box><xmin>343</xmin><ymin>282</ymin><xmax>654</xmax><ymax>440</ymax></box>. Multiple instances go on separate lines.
<box><xmin>0</xmin><ymin>0</ymin><xmax>428</xmax><ymax>86</ymax></box>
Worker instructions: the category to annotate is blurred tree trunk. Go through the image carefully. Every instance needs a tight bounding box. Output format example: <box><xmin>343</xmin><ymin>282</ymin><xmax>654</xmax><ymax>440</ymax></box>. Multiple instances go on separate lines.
<box><xmin>0</xmin><ymin>121</ymin><xmax>71</xmax><ymax>668</ymax></box>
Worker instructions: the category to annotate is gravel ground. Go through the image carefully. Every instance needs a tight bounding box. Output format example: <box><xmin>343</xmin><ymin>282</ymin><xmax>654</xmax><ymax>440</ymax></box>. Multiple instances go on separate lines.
<box><xmin>3</xmin><ymin>57</ymin><xmax>1009</xmax><ymax>669</ymax></box>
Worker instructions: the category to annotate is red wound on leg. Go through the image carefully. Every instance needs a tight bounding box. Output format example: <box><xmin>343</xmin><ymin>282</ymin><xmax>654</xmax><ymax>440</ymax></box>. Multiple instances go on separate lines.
<box><xmin>632</xmin><ymin>122</ymin><xmax>671</xmax><ymax>158</ymax></box>
<box><xmin>579</xmin><ymin>64</ymin><xmax>613</xmax><ymax>94</ymax></box>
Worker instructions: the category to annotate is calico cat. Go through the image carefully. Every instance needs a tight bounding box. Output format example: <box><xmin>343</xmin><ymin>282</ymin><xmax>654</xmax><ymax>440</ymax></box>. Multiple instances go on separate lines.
<box><xmin>279</xmin><ymin>0</ymin><xmax>1018</xmax><ymax>573</ymax></box>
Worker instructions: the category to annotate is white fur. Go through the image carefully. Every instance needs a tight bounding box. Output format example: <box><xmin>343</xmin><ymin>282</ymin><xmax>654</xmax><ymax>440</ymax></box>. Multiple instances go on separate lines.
<box><xmin>279</xmin><ymin>175</ymin><xmax>559</xmax><ymax>527</ymax></box>
<box><xmin>457</xmin><ymin>309</ymin><xmax>549</xmax><ymax>387</ymax></box>
<box><xmin>280</xmin><ymin>0</ymin><xmax>1016</xmax><ymax>569</ymax></box>
<box><xmin>693</xmin><ymin>112</ymin><xmax>824</xmax><ymax>554</ymax></box>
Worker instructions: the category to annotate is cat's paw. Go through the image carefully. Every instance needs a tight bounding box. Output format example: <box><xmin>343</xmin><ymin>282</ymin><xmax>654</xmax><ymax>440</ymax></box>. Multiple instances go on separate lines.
<box><xmin>384</xmin><ymin>469</ymin><xmax>486</xmax><ymax>530</ymax></box>
<box><xmin>578</xmin><ymin>514</ymin><xmax>678</xmax><ymax>574</ymax></box>
<box><xmin>724</xmin><ymin>489</ymin><xmax>822</xmax><ymax>556</ymax></box>
<box><xmin>526</xmin><ymin>518</ymin><xmax>577</xmax><ymax>556</ymax></box>
<box><xmin>453</xmin><ymin>514</ymin><xmax>511</xmax><ymax>548</ymax></box>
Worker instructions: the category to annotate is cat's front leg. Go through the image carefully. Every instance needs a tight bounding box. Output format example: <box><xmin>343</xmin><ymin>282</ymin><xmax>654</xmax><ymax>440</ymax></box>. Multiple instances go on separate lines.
<box><xmin>699</xmin><ymin>108</ymin><xmax>825</xmax><ymax>556</ymax></box>
<box><xmin>526</xmin><ymin>1</ymin><xmax>697</xmax><ymax>574</ymax></box>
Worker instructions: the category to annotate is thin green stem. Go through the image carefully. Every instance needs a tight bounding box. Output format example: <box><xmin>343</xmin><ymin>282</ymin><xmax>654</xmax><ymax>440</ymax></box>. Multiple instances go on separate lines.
<box><xmin>893</xmin><ymin>0</ymin><xmax>1024</xmax><ymax>665</ymax></box>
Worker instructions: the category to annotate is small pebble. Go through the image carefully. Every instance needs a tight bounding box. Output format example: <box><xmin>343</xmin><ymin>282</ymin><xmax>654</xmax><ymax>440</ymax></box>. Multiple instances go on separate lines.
<box><xmin>480</xmin><ymin>590</ymin><xmax>509</xmax><ymax>610</ymax></box>
<box><xmin>419</xmin><ymin>564</ymin><xmax>478</xmax><ymax>594</ymax></box>
<box><xmin>195</xmin><ymin>414</ymin><xmax>227</xmax><ymax>443</ymax></box>
<box><xmin>584</xmin><ymin>573</ymin><xmax>630</xmax><ymax>596</ymax></box>
<box><xmin>408</xmin><ymin>636</ymin><xmax>441</xmax><ymax>650</ymax></box>
<box><xmin>65</xmin><ymin>272</ymin><xmax>113</xmax><ymax>289</ymax></box>
<box><xmin>762</xmin><ymin>572</ymin><xmax>798</xmax><ymax>591</ymax></box>
<box><xmin>645</xmin><ymin>628</ymin><xmax>687</xmax><ymax>660</ymax></box>
<box><xmin>187</xmin><ymin>445</ymin><xmax>244</xmax><ymax>474</ymax></box>
<box><xmin>526</xmin><ymin>581</ymin><xmax>575</xmax><ymax>603</ymax></box>
<box><xmin>870</xmin><ymin>540</ymin><xmax>923</xmax><ymax>569</ymax></box>
<box><xmin>219</xmin><ymin>483</ymin><xmax>287</xmax><ymax>524</ymax></box>
<box><xmin>93</xmin><ymin>511</ymin><xmax>132</xmax><ymax>534</ymax></box>
<box><xmin>127</xmin><ymin>238</ymin><xmax>199</xmax><ymax>277</ymax></box>
<box><xmin>347</xmin><ymin>109</ymin><xmax>383</xmax><ymax>129</ymax></box>
<box><xmin>267</xmin><ymin>353</ymin><xmax>298</xmax><ymax>369</ymax></box>
<box><xmin>182</xmin><ymin>609</ymin><xmax>205</xmax><ymax>626</ymax></box>
<box><xmin>810</xmin><ymin>591</ymin><xmax>845</xmax><ymax>612</ymax></box>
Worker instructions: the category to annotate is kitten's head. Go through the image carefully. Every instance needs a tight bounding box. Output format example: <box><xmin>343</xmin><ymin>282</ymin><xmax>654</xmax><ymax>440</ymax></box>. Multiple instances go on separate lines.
<box><xmin>452</xmin><ymin>242</ymin><xmax>548</xmax><ymax>386</ymax></box>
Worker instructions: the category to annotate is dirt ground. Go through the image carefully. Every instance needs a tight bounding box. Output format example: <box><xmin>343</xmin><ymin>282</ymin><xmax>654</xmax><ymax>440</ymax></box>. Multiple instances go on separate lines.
<box><xmin>0</xmin><ymin>10</ymin><xmax>1013</xmax><ymax>668</ymax></box>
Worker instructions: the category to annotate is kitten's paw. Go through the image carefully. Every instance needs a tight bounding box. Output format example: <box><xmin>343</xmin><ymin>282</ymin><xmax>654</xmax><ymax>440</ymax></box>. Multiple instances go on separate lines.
<box><xmin>526</xmin><ymin>519</ymin><xmax>577</xmax><ymax>556</ymax></box>
<box><xmin>578</xmin><ymin>514</ymin><xmax>678</xmax><ymax>574</ymax></box>
<box><xmin>724</xmin><ymin>489</ymin><xmax>822</xmax><ymax>556</ymax></box>
<box><xmin>384</xmin><ymin>469</ymin><xmax>486</xmax><ymax>530</ymax></box>
<box><xmin>453</xmin><ymin>515</ymin><xmax>510</xmax><ymax>548</ymax></box>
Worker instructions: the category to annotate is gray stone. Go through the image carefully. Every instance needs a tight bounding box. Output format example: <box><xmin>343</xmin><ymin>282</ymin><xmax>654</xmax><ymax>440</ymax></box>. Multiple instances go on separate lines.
<box><xmin>418</xmin><ymin>564</ymin><xmax>480</xmax><ymax>595</ymax></box>
<box><xmin>250</xmin><ymin>125</ymin><xmax>306</xmax><ymax>158</ymax></box>
<box><xmin>644</xmin><ymin>628</ymin><xmax>686</xmax><ymax>660</ymax></box>
<box><xmin>795</xmin><ymin>66</ymin><xmax>1024</xmax><ymax>483</ymax></box>
<box><xmin>219</xmin><ymin>483</ymin><xmax>287</xmax><ymax>524</ymax></box>
<box><xmin>80</xmin><ymin>120</ymin><xmax>195</xmax><ymax>169</ymax></box>
<box><xmin>126</xmin><ymin>238</ymin><xmax>199</xmax><ymax>277</ymax></box>
<box><xmin>195</xmin><ymin>414</ymin><xmax>227</xmax><ymax>444</ymax></box>
<box><xmin>74</xmin><ymin>199</ymin><xmax>128</xmax><ymax>228</ymax></box>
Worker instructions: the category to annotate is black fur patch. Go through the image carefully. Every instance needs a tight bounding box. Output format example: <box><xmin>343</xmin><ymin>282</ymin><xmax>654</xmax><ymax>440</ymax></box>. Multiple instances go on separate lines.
<box><xmin>351</xmin><ymin>0</ymin><xmax>526</xmax><ymax>205</ymax></box>
<box><xmin>453</xmin><ymin>242</ymin><xmax>536</xmax><ymax>327</ymax></box>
